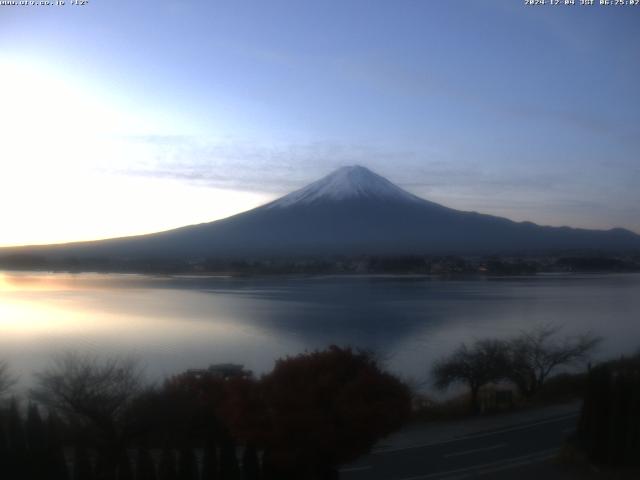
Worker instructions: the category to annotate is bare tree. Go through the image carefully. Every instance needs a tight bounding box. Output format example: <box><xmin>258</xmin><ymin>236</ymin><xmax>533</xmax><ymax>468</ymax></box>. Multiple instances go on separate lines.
<box><xmin>0</xmin><ymin>359</ymin><xmax>16</xmax><ymax>397</ymax></box>
<box><xmin>31</xmin><ymin>352</ymin><xmax>146</xmax><ymax>476</ymax></box>
<box><xmin>432</xmin><ymin>339</ymin><xmax>510</xmax><ymax>413</ymax></box>
<box><xmin>32</xmin><ymin>352</ymin><xmax>144</xmax><ymax>425</ymax></box>
<box><xmin>506</xmin><ymin>324</ymin><xmax>601</xmax><ymax>399</ymax></box>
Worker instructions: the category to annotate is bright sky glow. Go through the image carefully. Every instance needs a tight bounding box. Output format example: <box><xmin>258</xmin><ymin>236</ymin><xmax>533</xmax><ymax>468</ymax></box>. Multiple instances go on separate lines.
<box><xmin>1</xmin><ymin>1</ymin><xmax>639</xmax><ymax>246</ymax></box>
<box><xmin>0</xmin><ymin>58</ymin><xmax>270</xmax><ymax>246</ymax></box>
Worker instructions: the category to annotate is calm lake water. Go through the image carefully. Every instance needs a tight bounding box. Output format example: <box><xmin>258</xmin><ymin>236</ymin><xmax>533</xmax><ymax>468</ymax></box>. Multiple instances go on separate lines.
<box><xmin>1</xmin><ymin>271</ymin><xmax>639</xmax><ymax>390</ymax></box>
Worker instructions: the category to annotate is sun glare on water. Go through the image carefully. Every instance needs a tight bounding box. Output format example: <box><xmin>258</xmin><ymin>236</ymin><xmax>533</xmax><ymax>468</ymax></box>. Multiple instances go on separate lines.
<box><xmin>0</xmin><ymin>273</ymin><xmax>248</xmax><ymax>343</ymax></box>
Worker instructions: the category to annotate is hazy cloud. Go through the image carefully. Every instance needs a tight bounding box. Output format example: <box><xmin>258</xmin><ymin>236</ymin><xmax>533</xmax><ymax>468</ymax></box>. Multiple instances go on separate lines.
<box><xmin>115</xmin><ymin>136</ymin><xmax>582</xmax><ymax>195</ymax></box>
<box><xmin>116</xmin><ymin>137</ymin><xmax>421</xmax><ymax>193</ymax></box>
<box><xmin>104</xmin><ymin>135</ymin><xmax>639</xmax><ymax>233</ymax></box>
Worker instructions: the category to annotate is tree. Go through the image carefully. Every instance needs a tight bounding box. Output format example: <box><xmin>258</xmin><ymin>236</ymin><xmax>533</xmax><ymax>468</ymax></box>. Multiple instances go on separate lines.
<box><xmin>45</xmin><ymin>412</ymin><xmax>70</xmax><ymax>480</ymax></box>
<box><xmin>31</xmin><ymin>352</ymin><xmax>145</xmax><ymax>475</ymax></box>
<box><xmin>32</xmin><ymin>353</ymin><xmax>144</xmax><ymax>425</ymax></box>
<box><xmin>74</xmin><ymin>445</ymin><xmax>95</xmax><ymax>480</ymax></box>
<box><xmin>7</xmin><ymin>398</ymin><xmax>27</xmax><ymax>458</ymax></box>
<box><xmin>177</xmin><ymin>447</ymin><xmax>198</xmax><ymax>480</ymax></box>
<box><xmin>218</xmin><ymin>433</ymin><xmax>240</xmax><ymax>480</ymax></box>
<box><xmin>45</xmin><ymin>412</ymin><xmax>69</xmax><ymax>480</ymax></box>
<box><xmin>26</xmin><ymin>403</ymin><xmax>49</xmax><ymax>479</ymax></box>
<box><xmin>241</xmin><ymin>444</ymin><xmax>260</xmax><ymax>480</ymax></box>
<box><xmin>158</xmin><ymin>446</ymin><xmax>177</xmax><ymax>480</ymax></box>
<box><xmin>432</xmin><ymin>339</ymin><xmax>510</xmax><ymax>413</ymax></box>
<box><xmin>259</xmin><ymin>346</ymin><xmax>412</xmax><ymax>479</ymax></box>
<box><xmin>577</xmin><ymin>354</ymin><xmax>640</xmax><ymax>466</ymax></box>
<box><xmin>116</xmin><ymin>452</ymin><xmax>133</xmax><ymax>480</ymax></box>
<box><xmin>26</xmin><ymin>403</ymin><xmax>47</xmax><ymax>455</ymax></box>
<box><xmin>0</xmin><ymin>360</ymin><xmax>16</xmax><ymax>398</ymax></box>
<box><xmin>5</xmin><ymin>398</ymin><xmax>27</xmax><ymax>480</ymax></box>
<box><xmin>506</xmin><ymin>325</ymin><xmax>600</xmax><ymax>399</ymax></box>
<box><xmin>0</xmin><ymin>417</ymin><xmax>9</xmax><ymax>478</ymax></box>
<box><xmin>155</xmin><ymin>368</ymin><xmax>232</xmax><ymax>444</ymax></box>
<box><xmin>135</xmin><ymin>448</ymin><xmax>157</xmax><ymax>480</ymax></box>
<box><xmin>201</xmin><ymin>441</ymin><xmax>219</xmax><ymax>480</ymax></box>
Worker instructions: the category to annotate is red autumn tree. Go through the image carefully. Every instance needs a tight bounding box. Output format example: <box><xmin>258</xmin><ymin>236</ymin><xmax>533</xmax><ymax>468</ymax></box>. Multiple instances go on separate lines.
<box><xmin>258</xmin><ymin>346</ymin><xmax>412</xmax><ymax>479</ymax></box>
<box><xmin>154</xmin><ymin>349</ymin><xmax>412</xmax><ymax>479</ymax></box>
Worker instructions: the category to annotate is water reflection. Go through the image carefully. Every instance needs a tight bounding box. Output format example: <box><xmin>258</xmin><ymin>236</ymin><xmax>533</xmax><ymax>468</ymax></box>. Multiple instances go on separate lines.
<box><xmin>1</xmin><ymin>272</ymin><xmax>639</xmax><ymax>390</ymax></box>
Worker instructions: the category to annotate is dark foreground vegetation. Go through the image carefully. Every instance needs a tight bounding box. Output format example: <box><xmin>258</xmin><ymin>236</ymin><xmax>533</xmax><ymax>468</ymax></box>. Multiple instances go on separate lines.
<box><xmin>1</xmin><ymin>252</ymin><xmax>639</xmax><ymax>275</ymax></box>
<box><xmin>427</xmin><ymin>329</ymin><xmax>640</xmax><ymax>476</ymax></box>
<box><xmin>0</xmin><ymin>347</ymin><xmax>411</xmax><ymax>480</ymax></box>
<box><xmin>430</xmin><ymin>325</ymin><xmax>600</xmax><ymax>414</ymax></box>
<box><xmin>574</xmin><ymin>352</ymin><xmax>640</xmax><ymax>468</ymax></box>
<box><xmin>1</xmin><ymin>326</ymin><xmax>637</xmax><ymax>479</ymax></box>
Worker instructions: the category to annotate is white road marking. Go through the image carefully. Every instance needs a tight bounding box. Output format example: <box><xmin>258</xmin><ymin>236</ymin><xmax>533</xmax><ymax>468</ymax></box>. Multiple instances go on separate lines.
<box><xmin>339</xmin><ymin>465</ymin><xmax>372</xmax><ymax>473</ymax></box>
<box><xmin>444</xmin><ymin>443</ymin><xmax>506</xmax><ymax>458</ymax></box>
<box><xmin>396</xmin><ymin>448</ymin><xmax>557</xmax><ymax>480</ymax></box>
<box><xmin>378</xmin><ymin>413</ymin><xmax>579</xmax><ymax>454</ymax></box>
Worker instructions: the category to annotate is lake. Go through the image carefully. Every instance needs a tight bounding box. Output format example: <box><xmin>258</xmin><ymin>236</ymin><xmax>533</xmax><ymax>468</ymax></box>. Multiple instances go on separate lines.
<box><xmin>1</xmin><ymin>271</ymin><xmax>639</xmax><ymax>391</ymax></box>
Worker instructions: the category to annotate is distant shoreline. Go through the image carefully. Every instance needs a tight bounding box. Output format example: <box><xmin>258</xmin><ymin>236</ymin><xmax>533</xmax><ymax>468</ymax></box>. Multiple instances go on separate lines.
<box><xmin>1</xmin><ymin>254</ymin><xmax>639</xmax><ymax>278</ymax></box>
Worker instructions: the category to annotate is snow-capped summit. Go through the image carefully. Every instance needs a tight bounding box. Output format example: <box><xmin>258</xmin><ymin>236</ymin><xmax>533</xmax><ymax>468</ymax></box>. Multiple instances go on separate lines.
<box><xmin>268</xmin><ymin>165</ymin><xmax>421</xmax><ymax>208</ymax></box>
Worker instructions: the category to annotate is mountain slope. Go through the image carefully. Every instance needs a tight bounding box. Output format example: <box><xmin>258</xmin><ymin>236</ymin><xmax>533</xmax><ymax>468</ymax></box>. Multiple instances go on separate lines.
<box><xmin>3</xmin><ymin>165</ymin><xmax>640</xmax><ymax>260</ymax></box>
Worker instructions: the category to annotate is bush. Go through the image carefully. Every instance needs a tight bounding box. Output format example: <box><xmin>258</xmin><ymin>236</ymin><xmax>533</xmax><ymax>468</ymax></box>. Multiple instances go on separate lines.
<box><xmin>576</xmin><ymin>354</ymin><xmax>640</xmax><ymax>467</ymax></box>
<box><xmin>260</xmin><ymin>346</ymin><xmax>412</xmax><ymax>479</ymax></box>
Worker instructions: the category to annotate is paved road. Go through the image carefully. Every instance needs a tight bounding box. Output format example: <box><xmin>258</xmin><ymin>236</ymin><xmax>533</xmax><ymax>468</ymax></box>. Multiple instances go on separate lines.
<box><xmin>340</xmin><ymin>412</ymin><xmax>579</xmax><ymax>480</ymax></box>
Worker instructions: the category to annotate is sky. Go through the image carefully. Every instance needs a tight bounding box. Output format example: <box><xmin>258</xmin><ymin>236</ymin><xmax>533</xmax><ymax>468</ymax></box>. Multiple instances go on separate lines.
<box><xmin>1</xmin><ymin>0</ymin><xmax>639</xmax><ymax>246</ymax></box>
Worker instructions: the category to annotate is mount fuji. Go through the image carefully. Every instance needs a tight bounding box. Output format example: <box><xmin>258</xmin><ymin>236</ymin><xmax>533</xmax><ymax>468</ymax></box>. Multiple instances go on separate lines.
<box><xmin>3</xmin><ymin>165</ymin><xmax>640</xmax><ymax>262</ymax></box>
